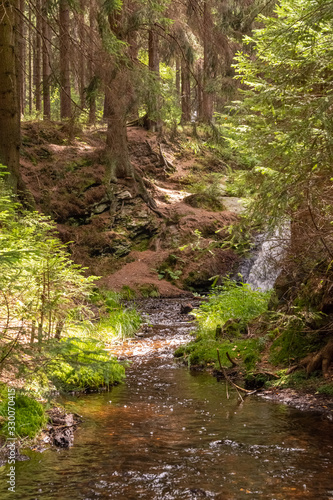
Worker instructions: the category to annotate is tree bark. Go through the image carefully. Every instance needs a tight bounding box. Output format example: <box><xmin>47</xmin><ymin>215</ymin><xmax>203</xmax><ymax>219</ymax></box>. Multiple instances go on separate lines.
<box><xmin>42</xmin><ymin>0</ymin><xmax>51</xmax><ymax>119</ymax></box>
<box><xmin>202</xmin><ymin>0</ymin><xmax>213</xmax><ymax>123</ymax></box>
<box><xmin>34</xmin><ymin>0</ymin><xmax>42</xmax><ymax>112</ymax></box>
<box><xmin>78</xmin><ymin>0</ymin><xmax>86</xmax><ymax>108</ymax></box>
<box><xmin>0</xmin><ymin>0</ymin><xmax>20</xmax><ymax>191</ymax></box>
<box><xmin>59</xmin><ymin>0</ymin><xmax>71</xmax><ymax>119</ymax></box>
<box><xmin>181</xmin><ymin>58</ymin><xmax>191</xmax><ymax>123</ymax></box>
<box><xmin>28</xmin><ymin>3</ymin><xmax>32</xmax><ymax>114</ymax></box>
<box><xmin>175</xmin><ymin>57</ymin><xmax>180</xmax><ymax>99</ymax></box>
<box><xmin>197</xmin><ymin>58</ymin><xmax>204</xmax><ymax>121</ymax></box>
<box><xmin>18</xmin><ymin>0</ymin><xmax>25</xmax><ymax>115</ymax></box>
<box><xmin>105</xmin><ymin>69</ymin><xmax>133</xmax><ymax>179</ymax></box>
<box><xmin>147</xmin><ymin>28</ymin><xmax>160</xmax><ymax>131</ymax></box>
<box><xmin>87</xmin><ymin>0</ymin><xmax>97</xmax><ymax>124</ymax></box>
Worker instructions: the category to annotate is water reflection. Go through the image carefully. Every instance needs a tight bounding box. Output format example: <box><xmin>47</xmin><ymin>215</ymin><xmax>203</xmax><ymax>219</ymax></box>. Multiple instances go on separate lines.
<box><xmin>0</xmin><ymin>299</ymin><xmax>332</xmax><ymax>499</ymax></box>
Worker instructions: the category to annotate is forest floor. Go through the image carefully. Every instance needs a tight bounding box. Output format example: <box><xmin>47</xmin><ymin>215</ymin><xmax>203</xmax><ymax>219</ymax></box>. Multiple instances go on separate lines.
<box><xmin>20</xmin><ymin>121</ymin><xmax>240</xmax><ymax>296</ymax></box>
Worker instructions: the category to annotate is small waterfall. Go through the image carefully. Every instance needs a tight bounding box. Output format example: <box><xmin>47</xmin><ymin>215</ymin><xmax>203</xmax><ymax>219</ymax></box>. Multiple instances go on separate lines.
<box><xmin>238</xmin><ymin>225</ymin><xmax>290</xmax><ymax>292</ymax></box>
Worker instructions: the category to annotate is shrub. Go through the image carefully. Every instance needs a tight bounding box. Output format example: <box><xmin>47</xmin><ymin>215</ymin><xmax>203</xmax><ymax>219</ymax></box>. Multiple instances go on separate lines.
<box><xmin>193</xmin><ymin>278</ymin><xmax>272</xmax><ymax>336</ymax></box>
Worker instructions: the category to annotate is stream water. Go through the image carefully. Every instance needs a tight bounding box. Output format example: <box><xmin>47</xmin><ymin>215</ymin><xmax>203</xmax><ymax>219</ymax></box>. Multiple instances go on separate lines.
<box><xmin>0</xmin><ymin>299</ymin><xmax>332</xmax><ymax>499</ymax></box>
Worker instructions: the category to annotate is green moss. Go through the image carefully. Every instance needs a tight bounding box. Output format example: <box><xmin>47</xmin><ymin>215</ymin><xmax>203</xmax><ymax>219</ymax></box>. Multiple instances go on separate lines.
<box><xmin>174</xmin><ymin>279</ymin><xmax>271</xmax><ymax>372</ymax></box>
<box><xmin>317</xmin><ymin>384</ymin><xmax>333</xmax><ymax>396</ymax></box>
<box><xmin>46</xmin><ymin>338</ymin><xmax>126</xmax><ymax>392</ymax></box>
<box><xmin>0</xmin><ymin>390</ymin><xmax>47</xmax><ymax>439</ymax></box>
<box><xmin>269</xmin><ymin>318</ymin><xmax>324</xmax><ymax>365</ymax></box>
<box><xmin>120</xmin><ymin>285</ymin><xmax>137</xmax><ymax>300</ymax></box>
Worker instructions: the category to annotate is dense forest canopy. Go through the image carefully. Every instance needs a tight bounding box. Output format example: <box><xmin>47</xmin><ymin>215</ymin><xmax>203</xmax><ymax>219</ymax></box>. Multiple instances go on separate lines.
<box><xmin>1</xmin><ymin>0</ymin><xmax>269</xmax><ymax>188</ymax></box>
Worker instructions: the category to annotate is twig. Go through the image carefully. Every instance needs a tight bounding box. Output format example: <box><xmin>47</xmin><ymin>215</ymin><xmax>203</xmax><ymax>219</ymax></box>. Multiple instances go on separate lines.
<box><xmin>226</xmin><ymin>351</ymin><xmax>238</xmax><ymax>367</ymax></box>
<box><xmin>216</xmin><ymin>349</ymin><xmax>257</xmax><ymax>396</ymax></box>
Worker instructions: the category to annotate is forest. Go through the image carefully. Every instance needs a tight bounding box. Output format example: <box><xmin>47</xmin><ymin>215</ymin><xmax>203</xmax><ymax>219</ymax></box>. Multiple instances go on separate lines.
<box><xmin>0</xmin><ymin>0</ymin><xmax>332</xmax><ymax>497</ymax></box>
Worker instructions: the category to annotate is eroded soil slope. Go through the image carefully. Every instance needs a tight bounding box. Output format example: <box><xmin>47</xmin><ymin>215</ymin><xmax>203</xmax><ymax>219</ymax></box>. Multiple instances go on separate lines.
<box><xmin>20</xmin><ymin>122</ymin><xmax>240</xmax><ymax>296</ymax></box>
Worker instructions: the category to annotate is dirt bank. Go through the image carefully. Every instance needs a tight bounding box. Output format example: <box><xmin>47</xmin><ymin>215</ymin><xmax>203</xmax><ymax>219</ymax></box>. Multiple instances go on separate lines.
<box><xmin>20</xmin><ymin>122</ymin><xmax>239</xmax><ymax>296</ymax></box>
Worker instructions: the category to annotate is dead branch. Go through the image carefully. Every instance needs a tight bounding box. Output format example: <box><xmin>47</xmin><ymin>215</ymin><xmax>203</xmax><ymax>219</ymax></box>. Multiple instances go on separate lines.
<box><xmin>217</xmin><ymin>349</ymin><xmax>257</xmax><ymax>395</ymax></box>
<box><xmin>226</xmin><ymin>351</ymin><xmax>238</xmax><ymax>367</ymax></box>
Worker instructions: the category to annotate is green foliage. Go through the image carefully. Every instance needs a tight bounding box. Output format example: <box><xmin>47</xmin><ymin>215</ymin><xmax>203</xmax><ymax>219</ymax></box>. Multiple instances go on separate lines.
<box><xmin>136</xmin><ymin>54</ymin><xmax>181</xmax><ymax>129</ymax></box>
<box><xmin>0</xmin><ymin>389</ymin><xmax>47</xmax><ymax>439</ymax></box>
<box><xmin>317</xmin><ymin>384</ymin><xmax>333</xmax><ymax>397</ymax></box>
<box><xmin>175</xmin><ymin>279</ymin><xmax>271</xmax><ymax>371</ymax></box>
<box><xmin>138</xmin><ymin>284</ymin><xmax>160</xmax><ymax>298</ymax></box>
<box><xmin>220</xmin><ymin>219</ymin><xmax>254</xmax><ymax>256</ymax></box>
<box><xmin>46</xmin><ymin>337</ymin><xmax>126</xmax><ymax>391</ymax></box>
<box><xmin>228</xmin><ymin>0</ymin><xmax>333</xmax><ymax>245</ymax></box>
<box><xmin>85</xmin><ymin>288</ymin><xmax>142</xmax><ymax>340</ymax></box>
<box><xmin>184</xmin><ymin>177</ymin><xmax>226</xmax><ymax>211</ymax></box>
<box><xmin>193</xmin><ymin>278</ymin><xmax>272</xmax><ymax>336</ymax></box>
<box><xmin>175</xmin><ymin>337</ymin><xmax>261</xmax><ymax>371</ymax></box>
<box><xmin>269</xmin><ymin>315</ymin><xmax>324</xmax><ymax>365</ymax></box>
<box><xmin>120</xmin><ymin>285</ymin><xmax>137</xmax><ymax>300</ymax></box>
<box><xmin>158</xmin><ymin>268</ymin><xmax>182</xmax><ymax>281</ymax></box>
<box><xmin>157</xmin><ymin>253</ymin><xmax>185</xmax><ymax>282</ymax></box>
<box><xmin>0</xmin><ymin>174</ymin><xmax>140</xmax><ymax>396</ymax></box>
<box><xmin>0</xmin><ymin>173</ymin><xmax>98</xmax><ymax>375</ymax></box>
<box><xmin>224</xmin><ymin>169</ymin><xmax>254</xmax><ymax>198</ymax></box>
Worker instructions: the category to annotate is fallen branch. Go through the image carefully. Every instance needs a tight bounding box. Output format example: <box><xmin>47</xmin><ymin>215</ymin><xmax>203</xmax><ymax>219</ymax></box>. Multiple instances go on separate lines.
<box><xmin>217</xmin><ymin>349</ymin><xmax>257</xmax><ymax>396</ymax></box>
<box><xmin>226</xmin><ymin>351</ymin><xmax>238</xmax><ymax>368</ymax></box>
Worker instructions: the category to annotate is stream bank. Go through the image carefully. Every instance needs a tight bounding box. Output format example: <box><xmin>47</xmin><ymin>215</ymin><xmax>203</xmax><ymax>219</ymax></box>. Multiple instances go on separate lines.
<box><xmin>1</xmin><ymin>298</ymin><xmax>332</xmax><ymax>500</ymax></box>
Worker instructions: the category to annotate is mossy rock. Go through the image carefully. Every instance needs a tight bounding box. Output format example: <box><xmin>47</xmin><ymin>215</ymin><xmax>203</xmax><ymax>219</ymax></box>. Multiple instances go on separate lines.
<box><xmin>184</xmin><ymin>192</ymin><xmax>225</xmax><ymax>211</ymax></box>
<box><xmin>244</xmin><ymin>373</ymin><xmax>271</xmax><ymax>390</ymax></box>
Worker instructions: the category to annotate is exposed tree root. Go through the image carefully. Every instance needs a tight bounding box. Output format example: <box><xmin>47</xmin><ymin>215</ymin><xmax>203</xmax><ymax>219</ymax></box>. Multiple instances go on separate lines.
<box><xmin>287</xmin><ymin>338</ymin><xmax>333</xmax><ymax>378</ymax></box>
<box><xmin>127</xmin><ymin>113</ymin><xmax>150</xmax><ymax>129</ymax></box>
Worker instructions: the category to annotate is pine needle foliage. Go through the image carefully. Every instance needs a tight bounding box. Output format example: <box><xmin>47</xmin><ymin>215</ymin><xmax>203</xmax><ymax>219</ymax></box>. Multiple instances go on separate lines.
<box><xmin>227</xmin><ymin>0</ymin><xmax>333</xmax><ymax>260</ymax></box>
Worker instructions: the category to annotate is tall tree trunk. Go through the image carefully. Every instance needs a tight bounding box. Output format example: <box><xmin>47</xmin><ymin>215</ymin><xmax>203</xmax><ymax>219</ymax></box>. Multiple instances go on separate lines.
<box><xmin>28</xmin><ymin>3</ymin><xmax>32</xmax><ymax>114</ymax></box>
<box><xmin>18</xmin><ymin>0</ymin><xmax>25</xmax><ymax>115</ymax></box>
<box><xmin>0</xmin><ymin>0</ymin><xmax>20</xmax><ymax>191</ymax></box>
<box><xmin>34</xmin><ymin>0</ymin><xmax>42</xmax><ymax>112</ymax></box>
<box><xmin>202</xmin><ymin>0</ymin><xmax>213</xmax><ymax>123</ymax></box>
<box><xmin>105</xmin><ymin>69</ymin><xmax>132</xmax><ymax>179</ymax></box>
<box><xmin>175</xmin><ymin>57</ymin><xmax>181</xmax><ymax>99</ymax></box>
<box><xmin>78</xmin><ymin>0</ymin><xmax>86</xmax><ymax>108</ymax></box>
<box><xmin>127</xmin><ymin>28</ymin><xmax>139</xmax><ymax>121</ymax></box>
<box><xmin>147</xmin><ymin>28</ymin><xmax>160</xmax><ymax>131</ymax></box>
<box><xmin>59</xmin><ymin>0</ymin><xmax>71</xmax><ymax>119</ymax></box>
<box><xmin>197</xmin><ymin>58</ymin><xmax>204</xmax><ymax>121</ymax></box>
<box><xmin>181</xmin><ymin>58</ymin><xmax>191</xmax><ymax>123</ymax></box>
<box><xmin>42</xmin><ymin>0</ymin><xmax>51</xmax><ymax>119</ymax></box>
<box><xmin>104</xmin><ymin>0</ymin><xmax>158</xmax><ymax>213</ymax></box>
<box><xmin>87</xmin><ymin>0</ymin><xmax>96</xmax><ymax>125</ymax></box>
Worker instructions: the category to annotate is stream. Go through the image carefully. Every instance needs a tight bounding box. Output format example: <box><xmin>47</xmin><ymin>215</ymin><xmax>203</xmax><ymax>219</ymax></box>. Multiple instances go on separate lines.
<box><xmin>0</xmin><ymin>298</ymin><xmax>332</xmax><ymax>499</ymax></box>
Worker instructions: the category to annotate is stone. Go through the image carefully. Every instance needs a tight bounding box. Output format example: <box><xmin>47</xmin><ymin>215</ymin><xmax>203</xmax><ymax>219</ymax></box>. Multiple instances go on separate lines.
<box><xmin>180</xmin><ymin>303</ymin><xmax>193</xmax><ymax>314</ymax></box>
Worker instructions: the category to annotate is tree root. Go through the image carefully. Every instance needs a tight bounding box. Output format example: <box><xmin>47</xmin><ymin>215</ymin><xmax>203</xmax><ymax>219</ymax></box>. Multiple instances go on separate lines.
<box><xmin>287</xmin><ymin>338</ymin><xmax>333</xmax><ymax>378</ymax></box>
<box><xmin>133</xmin><ymin>170</ymin><xmax>163</xmax><ymax>217</ymax></box>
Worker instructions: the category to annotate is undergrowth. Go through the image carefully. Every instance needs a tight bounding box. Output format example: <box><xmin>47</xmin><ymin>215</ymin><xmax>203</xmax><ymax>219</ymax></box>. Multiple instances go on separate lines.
<box><xmin>174</xmin><ymin>337</ymin><xmax>263</xmax><ymax>371</ymax></box>
<box><xmin>46</xmin><ymin>337</ymin><xmax>126</xmax><ymax>392</ymax></box>
<box><xmin>87</xmin><ymin>288</ymin><xmax>142</xmax><ymax>341</ymax></box>
<box><xmin>175</xmin><ymin>279</ymin><xmax>272</xmax><ymax>371</ymax></box>
<box><xmin>193</xmin><ymin>279</ymin><xmax>272</xmax><ymax>336</ymax></box>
